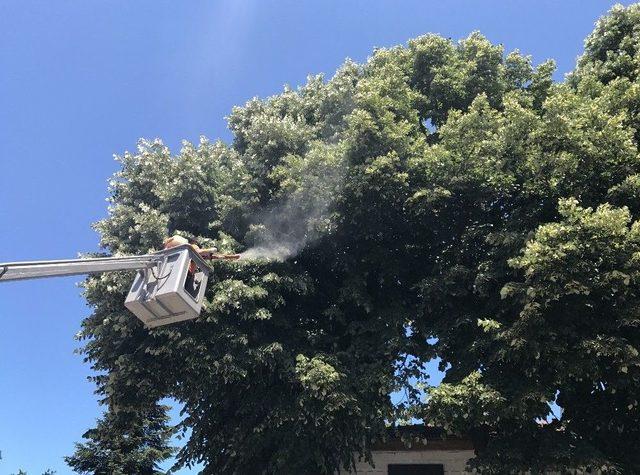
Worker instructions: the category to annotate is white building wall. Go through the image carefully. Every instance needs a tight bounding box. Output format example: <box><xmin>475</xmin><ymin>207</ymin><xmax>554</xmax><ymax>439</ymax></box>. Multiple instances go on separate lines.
<box><xmin>349</xmin><ymin>449</ymin><xmax>475</xmax><ymax>474</ymax></box>
<box><xmin>348</xmin><ymin>451</ymin><xmax>602</xmax><ymax>475</ymax></box>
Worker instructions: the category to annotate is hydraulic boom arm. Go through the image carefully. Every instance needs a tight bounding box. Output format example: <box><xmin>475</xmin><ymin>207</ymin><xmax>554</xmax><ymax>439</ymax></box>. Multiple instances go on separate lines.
<box><xmin>0</xmin><ymin>254</ymin><xmax>162</xmax><ymax>282</ymax></box>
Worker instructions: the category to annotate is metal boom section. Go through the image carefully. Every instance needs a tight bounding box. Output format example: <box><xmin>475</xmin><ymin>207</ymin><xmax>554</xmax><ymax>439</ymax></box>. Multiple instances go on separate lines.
<box><xmin>0</xmin><ymin>254</ymin><xmax>162</xmax><ymax>282</ymax></box>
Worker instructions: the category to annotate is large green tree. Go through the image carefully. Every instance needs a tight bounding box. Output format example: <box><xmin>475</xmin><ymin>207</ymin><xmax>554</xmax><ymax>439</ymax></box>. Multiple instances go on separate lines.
<box><xmin>70</xmin><ymin>5</ymin><xmax>640</xmax><ymax>474</ymax></box>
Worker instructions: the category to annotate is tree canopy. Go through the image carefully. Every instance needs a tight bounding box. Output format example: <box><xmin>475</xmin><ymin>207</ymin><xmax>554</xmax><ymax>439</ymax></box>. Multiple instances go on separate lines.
<box><xmin>69</xmin><ymin>5</ymin><xmax>640</xmax><ymax>474</ymax></box>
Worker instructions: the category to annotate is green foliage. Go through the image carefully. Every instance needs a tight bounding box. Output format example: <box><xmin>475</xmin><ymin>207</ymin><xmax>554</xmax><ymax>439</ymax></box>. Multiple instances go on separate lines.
<box><xmin>65</xmin><ymin>405</ymin><xmax>174</xmax><ymax>474</ymax></box>
<box><xmin>71</xmin><ymin>5</ymin><xmax>640</xmax><ymax>474</ymax></box>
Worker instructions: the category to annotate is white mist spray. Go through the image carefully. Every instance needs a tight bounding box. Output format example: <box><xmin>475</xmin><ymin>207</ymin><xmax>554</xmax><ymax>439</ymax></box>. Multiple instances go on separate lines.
<box><xmin>239</xmin><ymin>143</ymin><xmax>345</xmax><ymax>261</ymax></box>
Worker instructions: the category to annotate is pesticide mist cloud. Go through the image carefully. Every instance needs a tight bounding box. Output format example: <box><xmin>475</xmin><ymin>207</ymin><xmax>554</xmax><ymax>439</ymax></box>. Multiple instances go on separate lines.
<box><xmin>240</xmin><ymin>144</ymin><xmax>345</xmax><ymax>261</ymax></box>
<box><xmin>239</xmin><ymin>198</ymin><xmax>330</xmax><ymax>261</ymax></box>
<box><xmin>240</xmin><ymin>243</ymin><xmax>300</xmax><ymax>261</ymax></box>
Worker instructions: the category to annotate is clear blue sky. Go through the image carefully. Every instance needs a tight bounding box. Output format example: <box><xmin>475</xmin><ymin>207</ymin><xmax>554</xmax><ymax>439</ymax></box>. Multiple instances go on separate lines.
<box><xmin>0</xmin><ymin>1</ymin><xmax>633</xmax><ymax>473</ymax></box>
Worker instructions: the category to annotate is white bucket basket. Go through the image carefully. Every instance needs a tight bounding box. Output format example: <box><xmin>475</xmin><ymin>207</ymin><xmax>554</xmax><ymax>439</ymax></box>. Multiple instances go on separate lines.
<box><xmin>125</xmin><ymin>244</ymin><xmax>210</xmax><ymax>328</ymax></box>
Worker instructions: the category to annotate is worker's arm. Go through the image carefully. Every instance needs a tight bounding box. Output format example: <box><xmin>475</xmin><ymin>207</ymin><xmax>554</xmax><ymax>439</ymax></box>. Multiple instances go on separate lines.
<box><xmin>198</xmin><ymin>249</ymin><xmax>240</xmax><ymax>260</ymax></box>
<box><xmin>163</xmin><ymin>235</ymin><xmax>239</xmax><ymax>260</ymax></box>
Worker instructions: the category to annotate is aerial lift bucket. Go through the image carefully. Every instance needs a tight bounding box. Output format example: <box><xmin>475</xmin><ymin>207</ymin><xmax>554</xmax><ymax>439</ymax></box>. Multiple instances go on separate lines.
<box><xmin>125</xmin><ymin>244</ymin><xmax>211</xmax><ymax>327</ymax></box>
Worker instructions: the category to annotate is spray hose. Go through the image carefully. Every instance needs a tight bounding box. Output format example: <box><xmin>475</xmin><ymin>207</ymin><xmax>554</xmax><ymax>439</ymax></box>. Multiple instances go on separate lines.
<box><xmin>198</xmin><ymin>249</ymin><xmax>241</xmax><ymax>261</ymax></box>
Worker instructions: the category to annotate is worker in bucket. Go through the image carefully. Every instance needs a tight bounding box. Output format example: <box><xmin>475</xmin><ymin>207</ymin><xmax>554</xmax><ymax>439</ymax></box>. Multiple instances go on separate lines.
<box><xmin>163</xmin><ymin>235</ymin><xmax>240</xmax><ymax>300</ymax></box>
